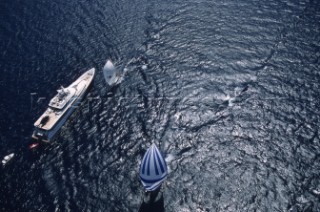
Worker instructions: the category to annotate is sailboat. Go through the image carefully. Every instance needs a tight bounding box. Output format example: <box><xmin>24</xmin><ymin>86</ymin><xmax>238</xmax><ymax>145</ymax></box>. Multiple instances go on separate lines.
<box><xmin>103</xmin><ymin>60</ymin><xmax>121</xmax><ymax>86</ymax></box>
<box><xmin>139</xmin><ymin>143</ymin><xmax>168</xmax><ymax>191</ymax></box>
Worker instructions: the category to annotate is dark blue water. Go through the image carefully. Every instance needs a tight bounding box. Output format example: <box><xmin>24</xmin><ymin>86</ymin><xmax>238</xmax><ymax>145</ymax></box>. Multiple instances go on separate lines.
<box><xmin>1</xmin><ymin>0</ymin><xmax>320</xmax><ymax>211</ymax></box>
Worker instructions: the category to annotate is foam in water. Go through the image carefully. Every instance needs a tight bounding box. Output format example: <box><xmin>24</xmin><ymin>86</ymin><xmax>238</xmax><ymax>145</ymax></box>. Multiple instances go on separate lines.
<box><xmin>165</xmin><ymin>154</ymin><xmax>175</xmax><ymax>174</ymax></box>
<box><xmin>165</xmin><ymin>153</ymin><xmax>175</xmax><ymax>163</ymax></box>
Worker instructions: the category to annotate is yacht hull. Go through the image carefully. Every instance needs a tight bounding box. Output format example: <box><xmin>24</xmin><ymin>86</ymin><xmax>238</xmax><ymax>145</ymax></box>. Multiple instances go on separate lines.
<box><xmin>32</xmin><ymin>68</ymin><xmax>95</xmax><ymax>142</ymax></box>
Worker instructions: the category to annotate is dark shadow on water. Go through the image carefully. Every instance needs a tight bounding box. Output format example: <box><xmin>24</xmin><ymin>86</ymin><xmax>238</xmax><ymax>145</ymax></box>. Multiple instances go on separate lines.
<box><xmin>138</xmin><ymin>188</ymin><xmax>165</xmax><ymax>212</ymax></box>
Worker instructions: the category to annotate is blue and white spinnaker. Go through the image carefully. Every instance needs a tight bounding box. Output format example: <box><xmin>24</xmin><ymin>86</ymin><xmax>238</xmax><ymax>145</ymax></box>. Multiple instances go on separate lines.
<box><xmin>139</xmin><ymin>143</ymin><xmax>168</xmax><ymax>191</ymax></box>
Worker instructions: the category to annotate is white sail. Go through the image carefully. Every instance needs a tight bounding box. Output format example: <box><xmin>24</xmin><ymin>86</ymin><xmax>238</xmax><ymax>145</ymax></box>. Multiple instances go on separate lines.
<box><xmin>103</xmin><ymin>60</ymin><xmax>120</xmax><ymax>86</ymax></box>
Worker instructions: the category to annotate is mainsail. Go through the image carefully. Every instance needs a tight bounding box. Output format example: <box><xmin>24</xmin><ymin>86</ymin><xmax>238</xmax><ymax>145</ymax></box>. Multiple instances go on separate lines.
<box><xmin>139</xmin><ymin>143</ymin><xmax>168</xmax><ymax>191</ymax></box>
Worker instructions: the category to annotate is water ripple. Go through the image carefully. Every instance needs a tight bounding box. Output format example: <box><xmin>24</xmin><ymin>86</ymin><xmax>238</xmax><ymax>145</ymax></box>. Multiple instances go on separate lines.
<box><xmin>1</xmin><ymin>0</ymin><xmax>320</xmax><ymax>211</ymax></box>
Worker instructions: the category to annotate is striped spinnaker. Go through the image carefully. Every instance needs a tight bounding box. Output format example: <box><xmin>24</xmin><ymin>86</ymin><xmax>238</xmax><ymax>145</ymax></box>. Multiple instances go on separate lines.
<box><xmin>139</xmin><ymin>143</ymin><xmax>168</xmax><ymax>191</ymax></box>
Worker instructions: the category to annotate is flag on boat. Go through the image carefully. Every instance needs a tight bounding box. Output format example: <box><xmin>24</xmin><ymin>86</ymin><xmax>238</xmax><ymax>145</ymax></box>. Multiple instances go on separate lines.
<box><xmin>139</xmin><ymin>143</ymin><xmax>168</xmax><ymax>191</ymax></box>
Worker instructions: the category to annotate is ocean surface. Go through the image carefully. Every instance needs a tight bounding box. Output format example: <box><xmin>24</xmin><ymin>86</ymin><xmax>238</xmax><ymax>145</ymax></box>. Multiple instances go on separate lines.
<box><xmin>1</xmin><ymin>0</ymin><xmax>320</xmax><ymax>211</ymax></box>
